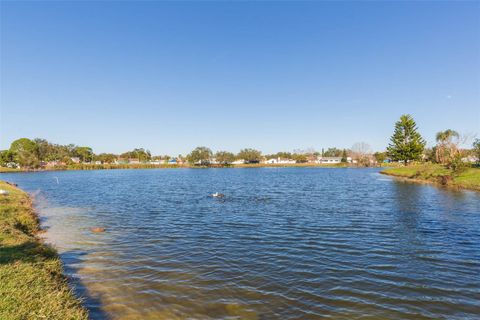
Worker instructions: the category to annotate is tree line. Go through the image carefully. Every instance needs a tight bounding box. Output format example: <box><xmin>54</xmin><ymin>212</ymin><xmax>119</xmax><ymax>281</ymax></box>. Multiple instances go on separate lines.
<box><xmin>386</xmin><ymin>114</ymin><xmax>480</xmax><ymax>169</ymax></box>
<box><xmin>0</xmin><ymin>138</ymin><xmax>156</xmax><ymax>168</ymax></box>
<box><xmin>0</xmin><ymin>137</ymin><xmax>359</xmax><ymax>169</ymax></box>
<box><xmin>1</xmin><ymin>116</ymin><xmax>479</xmax><ymax>169</ymax></box>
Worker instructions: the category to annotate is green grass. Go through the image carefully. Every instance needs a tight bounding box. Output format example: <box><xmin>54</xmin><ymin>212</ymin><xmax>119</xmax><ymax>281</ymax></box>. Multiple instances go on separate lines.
<box><xmin>0</xmin><ymin>181</ymin><xmax>88</xmax><ymax>320</ymax></box>
<box><xmin>0</xmin><ymin>167</ymin><xmax>22</xmax><ymax>173</ymax></box>
<box><xmin>382</xmin><ymin>163</ymin><xmax>480</xmax><ymax>191</ymax></box>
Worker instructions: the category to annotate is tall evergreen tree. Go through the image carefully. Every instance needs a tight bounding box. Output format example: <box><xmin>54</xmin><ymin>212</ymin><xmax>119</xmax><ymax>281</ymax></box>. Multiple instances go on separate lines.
<box><xmin>387</xmin><ymin>114</ymin><xmax>425</xmax><ymax>165</ymax></box>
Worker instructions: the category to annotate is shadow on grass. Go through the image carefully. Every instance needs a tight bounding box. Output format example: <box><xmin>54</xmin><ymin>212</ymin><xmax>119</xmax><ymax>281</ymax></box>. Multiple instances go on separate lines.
<box><xmin>0</xmin><ymin>240</ymin><xmax>56</xmax><ymax>264</ymax></box>
<box><xmin>0</xmin><ymin>242</ymin><xmax>111</xmax><ymax>319</ymax></box>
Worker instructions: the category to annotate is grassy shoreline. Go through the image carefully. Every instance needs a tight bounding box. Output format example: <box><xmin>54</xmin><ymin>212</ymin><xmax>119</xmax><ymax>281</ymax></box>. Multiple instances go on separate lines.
<box><xmin>0</xmin><ymin>181</ymin><xmax>88</xmax><ymax>319</ymax></box>
<box><xmin>381</xmin><ymin>164</ymin><xmax>480</xmax><ymax>192</ymax></box>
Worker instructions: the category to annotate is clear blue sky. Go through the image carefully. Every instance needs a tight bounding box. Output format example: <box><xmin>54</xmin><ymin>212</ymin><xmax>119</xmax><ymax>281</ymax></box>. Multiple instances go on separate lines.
<box><xmin>1</xmin><ymin>1</ymin><xmax>479</xmax><ymax>155</ymax></box>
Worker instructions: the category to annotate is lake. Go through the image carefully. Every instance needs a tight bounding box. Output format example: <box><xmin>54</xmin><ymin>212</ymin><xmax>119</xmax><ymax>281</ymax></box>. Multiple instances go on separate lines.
<box><xmin>1</xmin><ymin>168</ymin><xmax>479</xmax><ymax>319</ymax></box>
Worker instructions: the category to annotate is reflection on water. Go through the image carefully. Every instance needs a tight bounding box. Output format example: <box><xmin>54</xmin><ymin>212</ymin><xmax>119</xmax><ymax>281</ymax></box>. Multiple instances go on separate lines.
<box><xmin>1</xmin><ymin>168</ymin><xmax>480</xmax><ymax>320</ymax></box>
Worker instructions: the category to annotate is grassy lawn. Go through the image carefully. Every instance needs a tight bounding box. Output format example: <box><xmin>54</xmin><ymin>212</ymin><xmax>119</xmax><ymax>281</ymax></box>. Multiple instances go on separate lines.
<box><xmin>382</xmin><ymin>164</ymin><xmax>480</xmax><ymax>191</ymax></box>
<box><xmin>0</xmin><ymin>181</ymin><xmax>88</xmax><ymax>320</ymax></box>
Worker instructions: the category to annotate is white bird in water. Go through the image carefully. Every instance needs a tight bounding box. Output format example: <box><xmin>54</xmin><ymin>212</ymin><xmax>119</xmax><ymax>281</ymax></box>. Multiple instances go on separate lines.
<box><xmin>53</xmin><ymin>177</ymin><xmax>59</xmax><ymax>184</ymax></box>
<box><xmin>212</xmin><ymin>192</ymin><xmax>225</xmax><ymax>198</ymax></box>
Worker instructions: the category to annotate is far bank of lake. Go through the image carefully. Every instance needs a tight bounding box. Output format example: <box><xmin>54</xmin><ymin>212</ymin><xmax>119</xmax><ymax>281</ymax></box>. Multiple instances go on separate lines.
<box><xmin>0</xmin><ymin>162</ymin><xmax>350</xmax><ymax>173</ymax></box>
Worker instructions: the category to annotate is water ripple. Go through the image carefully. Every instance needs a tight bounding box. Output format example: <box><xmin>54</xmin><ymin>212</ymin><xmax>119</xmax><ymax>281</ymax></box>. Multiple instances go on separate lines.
<box><xmin>1</xmin><ymin>168</ymin><xmax>479</xmax><ymax>319</ymax></box>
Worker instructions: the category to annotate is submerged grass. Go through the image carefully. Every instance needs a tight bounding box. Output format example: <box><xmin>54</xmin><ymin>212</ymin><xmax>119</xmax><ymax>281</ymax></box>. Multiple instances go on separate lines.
<box><xmin>0</xmin><ymin>181</ymin><xmax>88</xmax><ymax>320</ymax></box>
<box><xmin>381</xmin><ymin>164</ymin><xmax>480</xmax><ymax>191</ymax></box>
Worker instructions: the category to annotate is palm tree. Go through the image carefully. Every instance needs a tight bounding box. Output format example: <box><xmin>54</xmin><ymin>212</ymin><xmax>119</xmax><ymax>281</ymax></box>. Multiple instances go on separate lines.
<box><xmin>435</xmin><ymin>129</ymin><xmax>459</xmax><ymax>164</ymax></box>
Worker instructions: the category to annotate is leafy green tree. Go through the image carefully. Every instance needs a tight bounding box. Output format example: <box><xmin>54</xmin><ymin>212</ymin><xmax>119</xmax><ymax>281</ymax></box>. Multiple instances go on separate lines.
<box><xmin>66</xmin><ymin>144</ymin><xmax>77</xmax><ymax>155</ymax></box>
<box><xmin>323</xmin><ymin>148</ymin><xmax>343</xmax><ymax>157</ymax></box>
<box><xmin>215</xmin><ymin>151</ymin><xmax>235</xmax><ymax>164</ymax></box>
<box><xmin>0</xmin><ymin>150</ymin><xmax>14</xmax><ymax>166</ymax></box>
<box><xmin>341</xmin><ymin>149</ymin><xmax>348</xmax><ymax>163</ymax></box>
<box><xmin>449</xmin><ymin>153</ymin><xmax>467</xmax><ymax>175</ymax></box>
<box><xmin>387</xmin><ymin>115</ymin><xmax>425</xmax><ymax>165</ymax></box>
<box><xmin>52</xmin><ymin>144</ymin><xmax>72</xmax><ymax>162</ymax></box>
<box><xmin>62</xmin><ymin>156</ymin><xmax>74</xmax><ymax>165</ymax></box>
<box><xmin>373</xmin><ymin>152</ymin><xmax>387</xmax><ymax>163</ymax></box>
<box><xmin>9</xmin><ymin>138</ymin><xmax>39</xmax><ymax>168</ymax></box>
<box><xmin>151</xmin><ymin>155</ymin><xmax>170</xmax><ymax>161</ymax></box>
<box><xmin>96</xmin><ymin>153</ymin><xmax>117</xmax><ymax>164</ymax></box>
<box><xmin>473</xmin><ymin>138</ymin><xmax>480</xmax><ymax>165</ymax></box>
<box><xmin>34</xmin><ymin>138</ymin><xmax>53</xmax><ymax>161</ymax></box>
<box><xmin>187</xmin><ymin>146</ymin><xmax>213</xmax><ymax>165</ymax></box>
<box><xmin>292</xmin><ymin>154</ymin><xmax>307</xmax><ymax>163</ymax></box>
<box><xmin>276</xmin><ymin>152</ymin><xmax>292</xmax><ymax>159</ymax></box>
<box><xmin>74</xmin><ymin>146</ymin><xmax>94</xmax><ymax>163</ymax></box>
<box><xmin>120</xmin><ymin>148</ymin><xmax>151</xmax><ymax>162</ymax></box>
<box><xmin>422</xmin><ymin>147</ymin><xmax>436</xmax><ymax>163</ymax></box>
<box><xmin>137</xmin><ymin>148</ymin><xmax>151</xmax><ymax>161</ymax></box>
<box><xmin>237</xmin><ymin>148</ymin><xmax>262</xmax><ymax>163</ymax></box>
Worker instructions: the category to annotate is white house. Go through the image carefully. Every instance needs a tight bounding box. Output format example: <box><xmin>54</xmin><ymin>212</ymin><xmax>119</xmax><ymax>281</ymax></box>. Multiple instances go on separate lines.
<box><xmin>462</xmin><ymin>156</ymin><xmax>479</xmax><ymax>163</ymax></box>
<box><xmin>316</xmin><ymin>157</ymin><xmax>341</xmax><ymax>164</ymax></box>
<box><xmin>316</xmin><ymin>156</ymin><xmax>353</xmax><ymax>164</ymax></box>
<box><xmin>232</xmin><ymin>159</ymin><xmax>245</xmax><ymax>165</ymax></box>
<box><xmin>279</xmin><ymin>158</ymin><xmax>296</xmax><ymax>164</ymax></box>
<box><xmin>265</xmin><ymin>157</ymin><xmax>296</xmax><ymax>164</ymax></box>
<box><xmin>6</xmin><ymin>162</ymin><xmax>19</xmax><ymax>168</ymax></box>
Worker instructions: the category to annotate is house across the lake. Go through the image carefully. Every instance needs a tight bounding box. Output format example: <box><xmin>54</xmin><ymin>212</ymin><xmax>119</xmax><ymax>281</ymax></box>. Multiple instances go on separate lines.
<box><xmin>462</xmin><ymin>156</ymin><xmax>479</xmax><ymax>163</ymax></box>
<box><xmin>315</xmin><ymin>157</ymin><xmax>352</xmax><ymax>164</ymax></box>
<box><xmin>265</xmin><ymin>157</ymin><xmax>296</xmax><ymax>164</ymax></box>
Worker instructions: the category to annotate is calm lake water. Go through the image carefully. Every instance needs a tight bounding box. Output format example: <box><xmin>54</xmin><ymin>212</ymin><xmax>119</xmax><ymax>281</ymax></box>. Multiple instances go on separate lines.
<box><xmin>1</xmin><ymin>168</ymin><xmax>479</xmax><ymax>319</ymax></box>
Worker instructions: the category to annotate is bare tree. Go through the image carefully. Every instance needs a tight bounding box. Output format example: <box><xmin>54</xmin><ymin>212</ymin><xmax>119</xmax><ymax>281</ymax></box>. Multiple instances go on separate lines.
<box><xmin>351</xmin><ymin>142</ymin><xmax>373</xmax><ymax>166</ymax></box>
<box><xmin>435</xmin><ymin>130</ymin><xmax>459</xmax><ymax>164</ymax></box>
